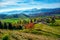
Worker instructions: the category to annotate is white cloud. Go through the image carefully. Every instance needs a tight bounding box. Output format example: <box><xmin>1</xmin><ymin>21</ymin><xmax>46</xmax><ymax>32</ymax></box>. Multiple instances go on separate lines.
<box><xmin>0</xmin><ymin>7</ymin><xmax>36</xmax><ymax>13</ymax></box>
<box><xmin>0</xmin><ymin>0</ymin><xmax>60</xmax><ymax>13</ymax></box>
<box><xmin>0</xmin><ymin>0</ymin><xmax>17</xmax><ymax>7</ymax></box>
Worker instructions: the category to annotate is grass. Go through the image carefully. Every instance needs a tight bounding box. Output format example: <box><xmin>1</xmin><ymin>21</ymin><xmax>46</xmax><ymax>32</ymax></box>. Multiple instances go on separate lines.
<box><xmin>0</xmin><ymin>18</ymin><xmax>30</xmax><ymax>24</ymax></box>
<box><xmin>0</xmin><ymin>29</ymin><xmax>59</xmax><ymax>40</ymax></box>
<box><xmin>0</xmin><ymin>18</ymin><xmax>19</xmax><ymax>23</ymax></box>
<box><xmin>0</xmin><ymin>18</ymin><xmax>60</xmax><ymax>40</ymax></box>
<box><xmin>34</xmin><ymin>23</ymin><xmax>60</xmax><ymax>34</ymax></box>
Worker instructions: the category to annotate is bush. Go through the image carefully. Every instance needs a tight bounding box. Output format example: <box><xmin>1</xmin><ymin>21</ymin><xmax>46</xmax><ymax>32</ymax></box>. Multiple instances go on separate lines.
<box><xmin>2</xmin><ymin>34</ymin><xmax>9</xmax><ymax>40</ymax></box>
<box><xmin>45</xmin><ymin>18</ymin><xmax>51</xmax><ymax>23</ymax></box>
<box><xmin>51</xmin><ymin>17</ymin><xmax>55</xmax><ymax>24</ymax></box>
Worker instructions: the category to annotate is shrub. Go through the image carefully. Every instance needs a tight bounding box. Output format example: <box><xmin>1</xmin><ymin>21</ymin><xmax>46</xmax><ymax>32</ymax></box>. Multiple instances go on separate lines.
<box><xmin>2</xmin><ymin>34</ymin><xmax>9</xmax><ymax>40</ymax></box>
<box><xmin>17</xmin><ymin>25</ymin><xmax>23</xmax><ymax>30</ymax></box>
<box><xmin>51</xmin><ymin>17</ymin><xmax>55</xmax><ymax>24</ymax></box>
<box><xmin>45</xmin><ymin>18</ymin><xmax>51</xmax><ymax>23</ymax></box>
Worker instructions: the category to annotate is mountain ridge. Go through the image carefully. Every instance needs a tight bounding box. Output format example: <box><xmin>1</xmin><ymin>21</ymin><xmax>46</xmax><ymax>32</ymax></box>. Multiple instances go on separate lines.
<box><xmin>0</xmin><ymin>8</ymin><xmax>60</xmax><ymax>19</ymax></box>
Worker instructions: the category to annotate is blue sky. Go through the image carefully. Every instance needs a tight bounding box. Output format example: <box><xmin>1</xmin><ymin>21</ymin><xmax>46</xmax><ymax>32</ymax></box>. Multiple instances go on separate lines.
<box><xmin>0</xmin><ymin>0</ymin><xmax>60</xmax><ymax>13</ymax></box>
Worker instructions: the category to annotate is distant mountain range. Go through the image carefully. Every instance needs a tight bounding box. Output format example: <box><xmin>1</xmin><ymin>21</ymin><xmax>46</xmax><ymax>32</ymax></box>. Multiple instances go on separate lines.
<box><xmin>0</xmin><ymin>8</ymin><xmax>60</xmax><ymax>19</ymax></box>
<box><xmin>28</xmin><ymin>8</ymin><xmax>60</xmax><ymax>17</ymax></box>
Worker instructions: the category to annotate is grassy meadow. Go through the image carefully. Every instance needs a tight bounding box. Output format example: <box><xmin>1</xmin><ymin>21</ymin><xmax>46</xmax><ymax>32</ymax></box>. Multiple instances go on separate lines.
<box><xmin>0</xmin><ymin>16</ymin><xmax>60</xmax><ymax>40</ymax></box>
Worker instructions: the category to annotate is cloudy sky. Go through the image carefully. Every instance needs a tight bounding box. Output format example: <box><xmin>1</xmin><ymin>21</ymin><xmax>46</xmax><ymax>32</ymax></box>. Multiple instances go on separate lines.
<box><xmin>0</xmin><ymin>0</ymin><xmax>60</xmax><ymax>13</ymax></box>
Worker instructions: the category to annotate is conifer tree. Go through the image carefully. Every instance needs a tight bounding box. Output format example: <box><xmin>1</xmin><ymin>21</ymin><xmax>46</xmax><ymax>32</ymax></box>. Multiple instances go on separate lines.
<box><xmin>0</xmin><ymin>21</ymin><xmax>3</xmax><ymax>29</ymax></box>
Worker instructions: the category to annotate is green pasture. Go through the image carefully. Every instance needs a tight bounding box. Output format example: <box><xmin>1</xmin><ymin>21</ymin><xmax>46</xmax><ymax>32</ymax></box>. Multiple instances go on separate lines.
<box><xmin>0</xmin><ymin>18</ymin><xmax>60</xmax><ymax>40</ymax></box>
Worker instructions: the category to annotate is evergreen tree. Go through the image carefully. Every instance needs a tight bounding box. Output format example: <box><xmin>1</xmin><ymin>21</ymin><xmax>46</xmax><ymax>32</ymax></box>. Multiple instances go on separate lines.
<box><xmin>4</xmin><ymin>22</ymin><xmax>7</xmax><ymax>29</ymax></box>
<box><xmin>8</xmin><ymin>23</ymin><xmax>13</xmax><ymax>29</ymax></box>
<box><xmin>30</xmin><ymin>19</ymin><xmax>33</xmax><ymax>23</ymax></box>
<box><xmin>34</xmin><ymin>19</ymin><xmax>36</xmax><ymax>22</ymax></box>
<box><xmin>0</xmin><ymin>21</ymin><xmax>3</xmax><ymax>29</ymax></box>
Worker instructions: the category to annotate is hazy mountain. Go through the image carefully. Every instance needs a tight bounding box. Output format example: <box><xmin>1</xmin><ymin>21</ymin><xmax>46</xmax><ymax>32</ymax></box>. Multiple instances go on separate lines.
<box><xmin>0</xmin><ymin>10</ymin><xmax>23</xmax><ymax>15</ymax></box>
<box><xmin>0</xmin><ymin>8</ymin><xmax>60</xmax><ymax>19</ymax></box>
<box><xmin>29</xmin><ymin>8</ymin><xmax>60</xmax><ymax>17</ymax></box>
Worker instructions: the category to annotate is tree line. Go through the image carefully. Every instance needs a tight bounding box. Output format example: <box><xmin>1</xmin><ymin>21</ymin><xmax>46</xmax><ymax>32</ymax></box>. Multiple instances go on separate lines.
<box><xmin>0</xmin><ymin>16</ymin><xmax>56</xmax><ymax>30</ymax></box>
